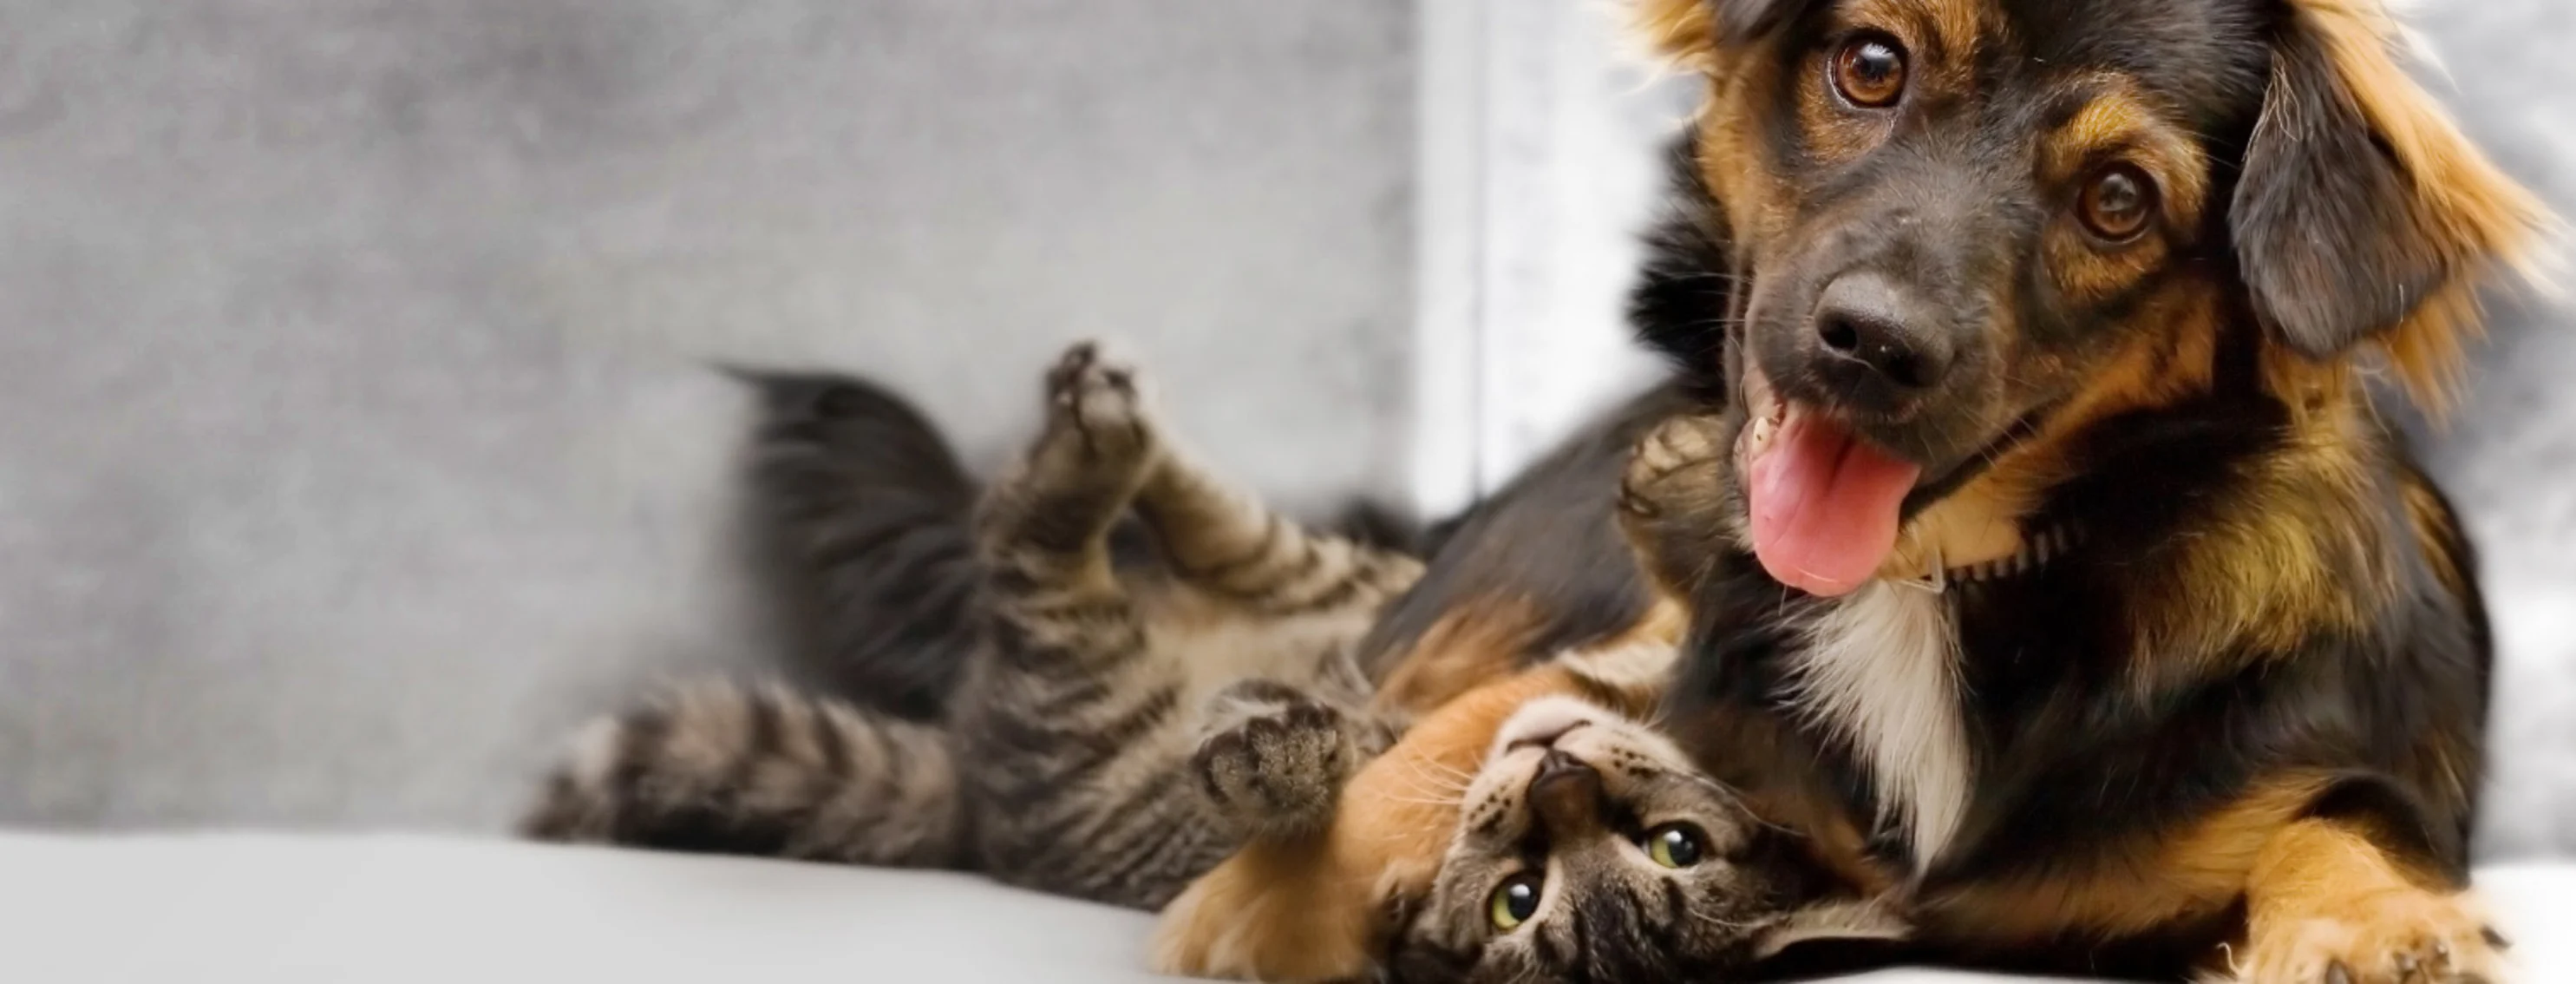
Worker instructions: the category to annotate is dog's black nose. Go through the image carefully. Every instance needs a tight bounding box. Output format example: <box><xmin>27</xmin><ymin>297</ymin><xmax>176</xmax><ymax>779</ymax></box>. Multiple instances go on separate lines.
<box><xmin>1812</xmin><ymin>272</ymin><xmax>1954</xmax><ymax>403</ymax></box>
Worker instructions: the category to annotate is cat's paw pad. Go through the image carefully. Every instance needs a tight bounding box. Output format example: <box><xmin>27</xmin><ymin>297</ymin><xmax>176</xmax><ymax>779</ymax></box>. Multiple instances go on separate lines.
<box><xmin>1618</xmin><ymin>414</ymin><xmax>1734</xmax><ymax>594</ymax></box>
<box><xmin>1619</xmin><ymin>413</ymin><xmax>1730</xmax><ymax>521</ymax></box>
<box><xmin>1193</xmin><ymin>682</ymin><xmax>1362</xmax><ymax>837</ymax></box>
<box><xmin>1041</xmin><ymin>341</ymin><xmax>1153</xmax><ymax>465</ymax></box>
<box><xmin>2233</xmin><ymin>889</ymin><xmax>2507</xmax><ymax>984</ymax></box>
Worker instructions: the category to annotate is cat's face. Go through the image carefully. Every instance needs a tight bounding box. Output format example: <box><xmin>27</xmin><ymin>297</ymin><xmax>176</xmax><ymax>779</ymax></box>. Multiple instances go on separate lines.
<box><xmin>1383</xmin><ymin>696</ymin><xmax>1885</xmax><ymax>982</ymax></box>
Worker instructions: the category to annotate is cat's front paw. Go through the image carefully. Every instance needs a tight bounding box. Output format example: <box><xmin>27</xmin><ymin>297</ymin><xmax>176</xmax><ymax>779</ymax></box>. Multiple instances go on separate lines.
<box><xmin>1618</xmin><ymin>413</ymin><xmax>1734</xmax><ymax>592</ymax></box>
<box><xmin>1037</xmin><ymin>341</ymin><xmax>1155</xmax><ymax>470</ymax></box>
<box><xmin>1192</xmin><ymin>681</ymin><xmax>1370</xmax><ymax>840</ymax></box>
<box><xmin>1619</xmin><ymin>412</ymin><xmax>1729</xmax><ymax>518</ymax></box>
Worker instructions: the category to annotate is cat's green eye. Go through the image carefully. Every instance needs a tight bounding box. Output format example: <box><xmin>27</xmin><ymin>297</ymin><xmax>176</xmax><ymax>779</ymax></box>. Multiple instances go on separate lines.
<box><xmin>1644</xmin><ymin>823</ymin><xmax>1708</xmax><ymax>869</ymax></box>
<box><xmin>1487</xmin><ymin>872</ymin><xmax>1544</xmax><ymax>930</ymax></box>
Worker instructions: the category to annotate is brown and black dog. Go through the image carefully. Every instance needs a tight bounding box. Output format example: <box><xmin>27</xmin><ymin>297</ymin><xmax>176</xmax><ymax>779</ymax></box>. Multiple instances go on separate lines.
<box><xmin>1357</xmin><ymin>0</ymin><xmax>2553</xmax><ymax>981</ymax></box>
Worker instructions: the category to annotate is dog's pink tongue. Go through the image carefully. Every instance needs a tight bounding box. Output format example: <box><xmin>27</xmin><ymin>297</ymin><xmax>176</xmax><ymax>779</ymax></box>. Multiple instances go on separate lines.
<box><xmin>1746</xmin><ymin>410</ymin><xmax>1921</xmax><ymax>596</ymax></box>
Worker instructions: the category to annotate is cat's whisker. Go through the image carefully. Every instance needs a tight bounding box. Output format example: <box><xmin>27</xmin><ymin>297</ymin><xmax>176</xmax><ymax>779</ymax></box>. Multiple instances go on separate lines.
<box><xmin>1387</xmin><ymin>758</ymin><xmax>1468</xmax><ymax>797</ymax></box>
<box><xmin>1693</xmin><ymin>910</ymin><xmax>1761</xmax><ymax>931</ymax></box>
<box><xmin>1412</xmin><ymin>756</ymin><xmax>1475</xmax><ymax>782</ymax></box>
<box><xmin>1396</xmin><ymin>757</ymin><xmax>1473</xmax><ymax>797</ymax></box>
<box><xmin>1674</xmin><ymin>772</ymin><xmax>1784</xmax><ymax>832</ymax></box>
<box><xmin>1390</xmin><ymin>781</ymin><xmax>1467</xmax><ymax>806</ymax></box>
<box><xmin>1380</xmin><ymin>793</ymin><xmax>1464</xmax><ymax>807</ymax></box>
<box><xmin>1409</xmin><ymin>757</ymin><xmax>1473</xmax><ymax>783</ymax></box>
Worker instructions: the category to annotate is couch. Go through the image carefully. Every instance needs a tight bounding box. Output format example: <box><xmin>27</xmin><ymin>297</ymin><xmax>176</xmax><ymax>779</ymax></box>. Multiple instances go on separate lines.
<box><xmin>0</xmin><ymin>832</ymin><xmax>2568</xmax><ymax>982</ymax></box>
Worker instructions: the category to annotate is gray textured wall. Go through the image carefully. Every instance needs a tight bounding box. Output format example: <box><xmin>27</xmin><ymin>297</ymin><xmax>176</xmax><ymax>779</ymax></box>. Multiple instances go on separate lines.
<box><xmin>0</xmin><ymin>1</ymin><xmax>1413</xmax><ymax>830</ymax></box>
<box><xmin>2405</xmin><ymin>2</ymin><xmax>2576</xmax><ymax>859</ymax></box>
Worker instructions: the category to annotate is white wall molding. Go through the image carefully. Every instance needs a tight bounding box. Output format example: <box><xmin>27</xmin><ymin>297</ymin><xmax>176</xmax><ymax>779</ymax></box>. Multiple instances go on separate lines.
<box><xmin>1410</xmin><ymin>0</ymin><xmax>1692</xmax><ymax>517</ymax></box>
<box><xmin>1409</xmin><ymin>0</ymin><xmax>1488</xmax><ymax>521</ymax></box>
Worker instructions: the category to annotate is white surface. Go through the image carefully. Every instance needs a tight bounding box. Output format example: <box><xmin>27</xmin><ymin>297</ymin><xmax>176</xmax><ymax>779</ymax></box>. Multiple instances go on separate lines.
<box><xmin>0</xmin><ymin>832</ymin><xmax>1161</xmax><ymax>982</ymax></box>
<box><xmin>0</xmin><ymin>833</ymin><xmax>2566</xmax><ymax>983</ymax></box>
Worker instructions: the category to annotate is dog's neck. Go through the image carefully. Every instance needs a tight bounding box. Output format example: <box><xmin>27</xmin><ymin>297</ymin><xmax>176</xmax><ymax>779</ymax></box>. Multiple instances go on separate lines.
<box><xmin>1873</xmin><ymin>471</ymin><xmax>2076</xmax><ymax>589</ymax></box>
<box><xmin>1870</xmin><ymin>460</ymin><xmax>2099</xmax><ymax>591</ymax></box>
<box><xmin>1880</xmin><ymin>519</ymin><xmax>2088</xmax><ymax>592</ymax></box>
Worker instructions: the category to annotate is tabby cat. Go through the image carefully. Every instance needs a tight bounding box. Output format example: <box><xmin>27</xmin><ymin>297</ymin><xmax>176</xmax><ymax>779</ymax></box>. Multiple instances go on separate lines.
<box><xmin>525</xmin><ymin>344</ymin><xmax>1899</xmax><ymax>981</ymax></box>
<box><xmin>528</xmin><ymin>342</ymin><xmax>1420</xmax><ymax>906</ymax></box>
<box><xmin>1148</xmin><ymin>410</ymin><xmax>1906</xmax><ymax>982</ymax></box>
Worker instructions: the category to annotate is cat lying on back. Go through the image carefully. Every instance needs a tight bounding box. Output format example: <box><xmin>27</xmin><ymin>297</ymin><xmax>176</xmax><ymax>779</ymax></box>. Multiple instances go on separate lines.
<box><xmin>525</xmin><ymin>343</ymin><xmax>1899</xmax><ymax>981</ymax></box>
<box><xmin>1149</xmin><ymin>408</ymin><xmax>1906</xmax><ymax>982</ymax></box>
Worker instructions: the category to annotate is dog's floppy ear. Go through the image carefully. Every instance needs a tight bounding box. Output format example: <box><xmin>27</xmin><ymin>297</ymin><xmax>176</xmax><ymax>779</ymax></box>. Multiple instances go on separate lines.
<box><xmin>2232</xmin><ymin>0</ymin><xmax>2555</xmax><ymax>406</ymax></box>
<box><xmin>1631</xmin><ymin>0</ymin><xmax>1812</xmax><ymax>70</ymax></box>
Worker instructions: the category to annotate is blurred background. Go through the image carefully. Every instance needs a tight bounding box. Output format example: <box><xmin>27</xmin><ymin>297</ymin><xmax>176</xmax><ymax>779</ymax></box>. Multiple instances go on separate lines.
<box><xmin>0</xmin><ymin>1</ymin><xmax>2567</xmax><ymax>858</ymax></box>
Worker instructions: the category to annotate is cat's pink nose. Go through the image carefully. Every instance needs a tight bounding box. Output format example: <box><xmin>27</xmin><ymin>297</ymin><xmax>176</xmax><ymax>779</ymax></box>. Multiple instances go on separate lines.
<box><xmin>1527</xmin><ymin>751</ymin><xmax>1605</xmax><ymax>837</ymax></box>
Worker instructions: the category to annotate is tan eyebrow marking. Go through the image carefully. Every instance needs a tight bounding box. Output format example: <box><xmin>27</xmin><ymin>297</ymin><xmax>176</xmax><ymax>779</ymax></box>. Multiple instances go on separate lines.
<box><xmin>2047</xmin><ymin>82</ymin><xmax>2209</xmax><ymax>225</ymax></box>
<box><xmin>1847</xmin><ymin>0</ymin><xmax>1985</xmax><ymax>63</ymax></box>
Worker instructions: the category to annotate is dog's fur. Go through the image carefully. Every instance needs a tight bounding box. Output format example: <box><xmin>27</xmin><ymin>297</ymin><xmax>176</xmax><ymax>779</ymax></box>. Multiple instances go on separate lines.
<box><xmin>1367</xmin><ymin>1</ymin><xmax>2550</xmax><ymax>980</ymax></box>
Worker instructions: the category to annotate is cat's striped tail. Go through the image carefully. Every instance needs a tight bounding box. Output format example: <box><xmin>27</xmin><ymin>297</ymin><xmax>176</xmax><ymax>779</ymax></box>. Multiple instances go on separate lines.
<box><xmin>733</xmin><ymin>367</ymin><xmax>982</xmax><ymax>722</ymax></box>
<box><xmin>523</xmin><ymin>680</ymin><xmax>965</xmax><ymax>869</ymax></box>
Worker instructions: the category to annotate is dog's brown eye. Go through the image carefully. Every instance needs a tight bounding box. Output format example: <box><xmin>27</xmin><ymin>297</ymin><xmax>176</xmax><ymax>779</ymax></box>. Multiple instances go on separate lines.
<box><xmin>1831</xmin><ymin>34</ymin><xmax>1907</xmax><ymax>108</ymax></box>
<box><xmin>2079</xmin><ymin>164</ymin><xmax>2158</xmax><ymax>242</ymax></box>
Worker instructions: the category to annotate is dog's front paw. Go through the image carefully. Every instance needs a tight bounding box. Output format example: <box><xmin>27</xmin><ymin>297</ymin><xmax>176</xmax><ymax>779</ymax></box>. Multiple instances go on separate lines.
<box><xmin>1191</xmin><ymin>681</ymin><xmax>1370</xmax><ymax>840</ymax></box>
<box><xmin>2234</xmin><ymin>888</ymin><xmax>2508</xmax><ymax>984</ymax></box>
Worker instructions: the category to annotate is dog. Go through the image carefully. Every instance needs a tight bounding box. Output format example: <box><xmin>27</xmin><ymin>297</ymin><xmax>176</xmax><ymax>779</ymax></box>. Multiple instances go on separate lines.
<box><xmin>1357</xmin><ymin>0</ymin><xmax>2553</xmax><ymax>980</ymax></box>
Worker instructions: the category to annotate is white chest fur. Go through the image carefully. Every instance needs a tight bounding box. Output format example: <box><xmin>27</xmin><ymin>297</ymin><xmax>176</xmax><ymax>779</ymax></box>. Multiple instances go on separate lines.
<box><xmin>1783</xmin><ymin>582</ymin><xmax>1972</xmax><ymax>869</ymax></box>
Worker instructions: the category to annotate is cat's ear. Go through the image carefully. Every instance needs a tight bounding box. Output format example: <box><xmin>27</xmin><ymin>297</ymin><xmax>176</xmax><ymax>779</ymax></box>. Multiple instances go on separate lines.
<box><xmin>1369</xmin><ymin>889</ymin><xmax>1478</xmax><ymax>984</ymax></box>
<box><xmin>1749</xmin><ymin>895</ymin><xmax>1909</xmax><ymax>961</ymax></box>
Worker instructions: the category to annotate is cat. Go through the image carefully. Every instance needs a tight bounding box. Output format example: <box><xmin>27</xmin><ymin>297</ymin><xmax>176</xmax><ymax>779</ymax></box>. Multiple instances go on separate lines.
<box><xmin>1149</xmin><ymin>410</ymin><xmax>1906</xmax><ymax>982</ymax></box>
<box><xmin>525</xmin><ymin>344</ymin><xmax>1902</xmax><ymax>981</ymax></box>
<box><xmin>528</xmin><ymin>342</ymin><xmax>1422</xmax><ymax>906</ymax></box>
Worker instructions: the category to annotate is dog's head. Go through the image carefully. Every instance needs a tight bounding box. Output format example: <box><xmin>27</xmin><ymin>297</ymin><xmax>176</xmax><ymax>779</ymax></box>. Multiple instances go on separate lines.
<box><xmin>1629</xmin><ymin>0</ymin><xmax>2553</xmax><ymax>596</ymax></box>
